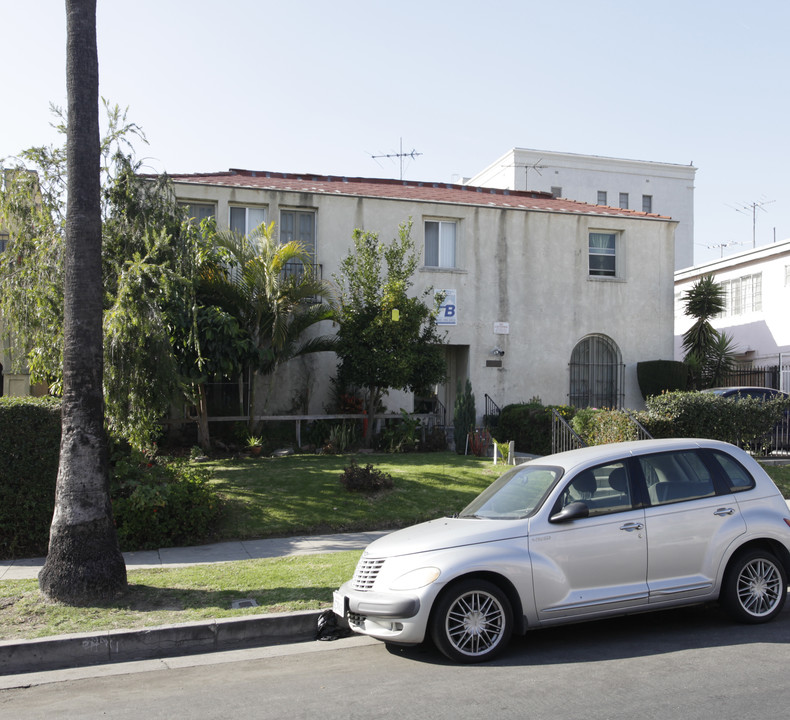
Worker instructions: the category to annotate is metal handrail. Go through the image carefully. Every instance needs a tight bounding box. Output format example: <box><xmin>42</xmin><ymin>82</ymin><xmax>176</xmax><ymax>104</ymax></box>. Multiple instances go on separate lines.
<box><xmin>551</xmin><ymin>409</ymin><xmax>586</xmax><ymax>454</ymax></box>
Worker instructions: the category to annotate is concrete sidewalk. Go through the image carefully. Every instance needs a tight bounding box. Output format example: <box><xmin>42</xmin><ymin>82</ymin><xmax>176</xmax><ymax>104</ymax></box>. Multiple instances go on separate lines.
<box><xmin>0</xmin><ymin>530</ymin><xmax>388</xmax><ymax>677</ymax></box>
<box><xmin>0</xmin><ymin>530</ymin><xmax>389</xmax><ymax>580</ymax></box>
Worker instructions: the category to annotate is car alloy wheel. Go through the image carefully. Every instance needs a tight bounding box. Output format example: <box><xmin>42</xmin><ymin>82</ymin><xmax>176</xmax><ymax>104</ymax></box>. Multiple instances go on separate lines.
<box><xmin>431</xmin><ymin>579</ymin><xmax>512</xmax><ymax>663</ymax></box>
<box><xmin>723</xmin><ymin>550</ymin><xmax>787</xmax><ymax>623</ymax></box>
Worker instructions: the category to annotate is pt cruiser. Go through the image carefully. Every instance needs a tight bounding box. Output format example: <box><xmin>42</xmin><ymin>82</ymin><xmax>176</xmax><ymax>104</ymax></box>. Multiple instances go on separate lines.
<box><xmin>333</xmin><ymin>439</ymin><xmax>790</xmax><ymax>662</ymax></box>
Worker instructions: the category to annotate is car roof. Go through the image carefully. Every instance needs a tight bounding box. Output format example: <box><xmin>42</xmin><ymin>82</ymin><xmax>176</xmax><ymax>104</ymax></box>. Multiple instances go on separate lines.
<box><xmin>529</xmin><ymin>438</ymin><xmax>744</xmax><ymax>474</ymax></box>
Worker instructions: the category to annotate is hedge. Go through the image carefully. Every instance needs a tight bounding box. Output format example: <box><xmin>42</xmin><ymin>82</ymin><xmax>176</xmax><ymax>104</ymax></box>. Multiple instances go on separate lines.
<box><xmin>0</xmin><ymin>396</ymin><xmax>61</xmax><ymax>559</ymax></box>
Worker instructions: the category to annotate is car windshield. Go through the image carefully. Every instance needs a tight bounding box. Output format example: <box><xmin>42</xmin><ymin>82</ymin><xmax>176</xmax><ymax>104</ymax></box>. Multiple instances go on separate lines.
<box><xmin>458</xmin><ymin>464</ymin><xmax>563</xmax><ymax>519</ymax></box>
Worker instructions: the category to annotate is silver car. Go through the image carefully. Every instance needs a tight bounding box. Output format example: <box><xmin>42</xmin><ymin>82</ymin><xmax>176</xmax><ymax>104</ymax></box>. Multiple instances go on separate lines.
<box><xmin>333</xmin><ymin>438</ymin><xmax>790</xmax><ymax>663</ymax></box>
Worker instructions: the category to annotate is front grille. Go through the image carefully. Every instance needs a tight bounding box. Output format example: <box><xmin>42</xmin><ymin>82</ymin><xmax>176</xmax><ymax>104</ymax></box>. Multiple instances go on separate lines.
<box><xmin>351</xmin><ymin>557</ymin><xmax>385</xmax><ymax>591</ymax></box>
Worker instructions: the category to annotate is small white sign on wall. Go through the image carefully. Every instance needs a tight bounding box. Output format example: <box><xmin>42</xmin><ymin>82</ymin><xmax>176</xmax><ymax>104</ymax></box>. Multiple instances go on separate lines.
<box><xmin>493</xmin><ymin>322</ymin><xmax>509</xmax><ymax>335</ymax></box>
<box><xmin>436</xmin><ymin>289</ymin><xmax>457</xmax><ymax>326</ymax></box>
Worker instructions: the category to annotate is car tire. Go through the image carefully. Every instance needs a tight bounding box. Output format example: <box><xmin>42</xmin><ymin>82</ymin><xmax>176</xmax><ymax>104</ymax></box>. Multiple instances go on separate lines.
<box><xmin>430</xmin><ymin>579</ymin><xmax>513</xmax><ymax>663</ymax></box>
<box><xmin>722</xmin><ymin>549</ymin><xmax>787</xmax><ymax>623</ymax></box>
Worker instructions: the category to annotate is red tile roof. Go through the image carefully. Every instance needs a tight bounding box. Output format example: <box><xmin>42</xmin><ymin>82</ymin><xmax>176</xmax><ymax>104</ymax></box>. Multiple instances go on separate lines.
<box><xmin>165</xmin><ymin>169</ymin><xmax>670</xmax><ymax>220</ymax></box>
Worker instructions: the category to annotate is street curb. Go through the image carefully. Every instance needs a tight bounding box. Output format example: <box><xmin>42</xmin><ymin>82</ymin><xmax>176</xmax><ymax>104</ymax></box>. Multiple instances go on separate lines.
<box><xmin>0</xmin><ymin>609</ymin><xmax>322</xmax><ymax>676</ymax></box>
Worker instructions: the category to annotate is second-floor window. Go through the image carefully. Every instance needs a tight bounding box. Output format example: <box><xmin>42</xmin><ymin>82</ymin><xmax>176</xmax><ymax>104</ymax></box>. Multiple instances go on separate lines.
<box><xmin>230</xmin><ymin>206</ymin><xmax>267</xmax><ymax>235</ymax></box>
<box><xmin>719</xmin><ymin>273</ymin><xmax>762</xmax><ymax>316</ymax></box>
<box><xmin>280</xmin><ymin>210</ymin><xmax>316</xmax><ymax>278</ymax></box>
<box><xmin>424</xmin><ymin>220</ymin><xmax>456</xmax><ymax>268</ymax></box>
<box><xmin>589</xmin><ymin>232</ymin><xmax>618</xmax><ymax>277</ymax></box>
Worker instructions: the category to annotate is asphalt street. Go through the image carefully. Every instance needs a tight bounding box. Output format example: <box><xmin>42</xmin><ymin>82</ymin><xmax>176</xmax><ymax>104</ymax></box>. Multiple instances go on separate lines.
<box><xmin>2</xmin><ymin>602</ymin><xmax>789</xmax><ymax>719</ymax></box>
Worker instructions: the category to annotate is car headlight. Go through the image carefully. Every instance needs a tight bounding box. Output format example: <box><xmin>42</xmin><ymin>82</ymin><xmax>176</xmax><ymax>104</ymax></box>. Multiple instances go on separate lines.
<box><xmin>389</xmin><ymin>566</ymin><xmax>441</xmax><ymax>591</ymax></box>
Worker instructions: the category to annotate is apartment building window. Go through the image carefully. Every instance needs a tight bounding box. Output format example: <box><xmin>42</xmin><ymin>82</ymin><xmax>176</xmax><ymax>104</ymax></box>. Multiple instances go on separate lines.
<box><xmin>0</xmin><ymin>232</ymin><xmax>8</xmax><ymax>252</ymax></box>
<box><xmin>597</xmin><ymin>191</ymin><xmax>607</xmax><ymax>206</ymax></box>
<box><xmin>619</xmin><ymin>193</ymin><xmax>629</xmax><ymax>209</ymax></box>
<box><xmin>719</xmin><ymin>273</ymin><xmax>762</xmax><ymax>316</ymax></box>
<box><xmin>424</xmin><ymin>220</ymin><xmax>456</xmax><ymax>268</ymax></box>
<box><xmin>642</xmin><ymin>195</ymin><xmax>653</xmax><ymax>213</ymax></box>
<box><xmin>230</xmin><ymin>206</ymin><xmax>267</xmax><ymax>235</ymax></box>
<box><xmin>181</xmin><ymin>202</ymin><xmax>215</xmax><ymax>224</ymax></box>
<box><xmin>550</xmin><ymin>186</ymin><xmax>562</xmax><ymax>198</ymax></box>
<box><xmin>589</xmin><ymin>232</ymin><xmax>618</xmax><ymax>277</ymax></box>
<box><xmin>280</xmin><ymin>210</ymin><xmax>316</xmax><ymax>278</ymax></box>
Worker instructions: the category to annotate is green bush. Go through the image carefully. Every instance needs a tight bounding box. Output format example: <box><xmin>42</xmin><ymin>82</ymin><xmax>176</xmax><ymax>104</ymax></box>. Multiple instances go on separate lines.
<box><xmin>0</xmin><ymin>397</ymin><xmax>61</xmax><ymax>559</ymax></box>
<box><xmin>493</xmin><ymin>402</ymin><xmax>575</xmax><ymax>456</ymax></box>
<box><xmin>110</xmin><ymin>449</ymin><xmax>223</xmax><ymax>551</ymax></box>
<box><xmin>339</xmin><ymin>460</ymin><xmax>394</xmax><ymax>493</ymax></box>
<box><xmin>636</xmin><ymin>360</ymin><xmax>689</xmax><ymax>399</ymax></box>
<box><xmin>453</xmin><ymin>379</ymin><xmax>476</xmax><ymax>454</ymax></box>
<box><xmin>571</xmin><ymin>408</ymin><xmax>642</xmax><ymax>445</ymax></box>
<box><xmin>639</xmin><ymin>391</ymin><xmax>787</xmax><ymax>448</ymax></box>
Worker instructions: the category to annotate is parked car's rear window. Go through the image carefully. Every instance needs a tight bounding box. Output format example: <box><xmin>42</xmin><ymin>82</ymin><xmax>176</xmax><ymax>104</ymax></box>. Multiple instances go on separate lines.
<box><xmin>709</xmin><ymin>450</ymin><xmax>756</xmax><ymax>492</ymax></box>
<box><xmin>638</xmin><ymin>450</ymin><xmax>716</xmax><ymax>505</ymax></box>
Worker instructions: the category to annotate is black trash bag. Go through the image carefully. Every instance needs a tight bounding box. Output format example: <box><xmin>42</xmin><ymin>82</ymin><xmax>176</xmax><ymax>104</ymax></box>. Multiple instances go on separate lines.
<box><xmin>315</xmin><ymin>608</ymin><xmax>354</xmax><ymax>641</ymax></box>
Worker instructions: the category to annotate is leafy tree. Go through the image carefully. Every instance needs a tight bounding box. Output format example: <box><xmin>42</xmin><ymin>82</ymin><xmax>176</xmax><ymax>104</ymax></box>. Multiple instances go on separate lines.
<box><xmin>38</xmin><ymin>0</ymin><xmax>127</xmax><ymax>603</ymax></box>
<box><xmin>681</xmin><ymin>274</ymin><xmax>738</xmax><ymax>388</ymax></box>
<box><xmin>200</xmin><ymin>221</ymin><xmax>335</xmax><ymax>432</ymax></box>
<box><xmin>333</xmin><ymin>220</ymin><xmax>446</xmax><ymax>446</ymax></box>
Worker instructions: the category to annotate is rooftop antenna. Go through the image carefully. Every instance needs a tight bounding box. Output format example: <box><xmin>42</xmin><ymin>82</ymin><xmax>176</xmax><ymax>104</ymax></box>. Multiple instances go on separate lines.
<box><xmin>727</xmin><ymin>197</ymin><xmax>775</xmax><ymax>248</ymax></box>
<box><xmin>502</xmin><ymin>158</ymin><xmax>548</xmax><ymax>191</ymax></box>
<box><xmin>369</xmin><ymin>138</ymin><xmax>422</xmax><ymax>180</ymax></box>
<box><xmin>698</xmin><ymin>240</ymin><xmax>745</xmax><ymax>258</ymax></box>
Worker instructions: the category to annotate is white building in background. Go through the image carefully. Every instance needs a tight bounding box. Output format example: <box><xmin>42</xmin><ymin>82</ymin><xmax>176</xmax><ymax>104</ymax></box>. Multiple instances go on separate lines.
<box><xmin>674</xmin><ymin>239</ymin><xmax>790</xmax><ymax>389</ymax></box>
<box><xmin>169</xmin><ymin>169</ymin><xmax>677</xmax><ymax>422</ymax></box>
<box><xmin>467</xmin><ymin>148</ymin><xmax>697</xmax><ymax>271</ymax></box>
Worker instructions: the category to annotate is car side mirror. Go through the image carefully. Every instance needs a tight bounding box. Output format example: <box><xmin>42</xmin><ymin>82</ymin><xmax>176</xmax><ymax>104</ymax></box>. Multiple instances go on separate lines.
<box><xmin>550</xmin><ymin>501</ymin><xmax>590</xmax><ymax>523</ymax></box>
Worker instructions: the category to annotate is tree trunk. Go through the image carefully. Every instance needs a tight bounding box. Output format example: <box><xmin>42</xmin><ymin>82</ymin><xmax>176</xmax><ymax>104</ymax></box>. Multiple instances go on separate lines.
<box><xmin>39</xmin><ymin>0</ymin><xmax>126</xmax><ymax>603</ymax></box>
<box><xmin>195</xmin><ymin>382</ymin><xmax>211</xmax><ymax>452</ymax></box>
<box><xmin>364</xmin><ymin>386</ymin><xmax>379</xmax><ymax>447</ymax></box>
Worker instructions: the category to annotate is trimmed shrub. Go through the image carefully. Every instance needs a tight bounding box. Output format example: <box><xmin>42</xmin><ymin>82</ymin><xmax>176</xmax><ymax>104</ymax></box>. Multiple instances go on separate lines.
<box><xmin>453</xmin><ymin>379</ymin><xmax>476</xmax><ymax>454</ymax></box>
<box><xmin>339</xmin><ymin>460</ymin><xmax>393</xmax><ymax>493</ymax></box>
<box><xmin>0</xmin><ymin>397</ymin><xmax>61</xmax><ymax>559</ymax></box>
<box><xmin>571</xmin><ymin>408</ymin><xmax>642</xmax><ymax>445</ymax></box>
<box><xmin>110</xmin><ymin>449</ymin><xmax>223</xmax><ymax>551</ymax></box>
<box><xmin>493</xmin><ymin>402</ymin><xmax>575</xmax><ymax>456</ymax></box>
<box><xmin>637</xmin><ymin>360</ymin><xmax>689</xmax><ymax>399</ymax></box>
<box><xmin>639</xmin><ymin>390</ymin><xmax>787</xmax><ymax>447</ymax></box>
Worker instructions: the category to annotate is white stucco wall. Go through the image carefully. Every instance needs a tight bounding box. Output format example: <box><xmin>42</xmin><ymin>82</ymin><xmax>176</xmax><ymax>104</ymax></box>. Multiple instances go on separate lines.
<box><xmin>175</xmin><ymin>179</ymin><xmax>676</xmax><ymax>422</ymax></box>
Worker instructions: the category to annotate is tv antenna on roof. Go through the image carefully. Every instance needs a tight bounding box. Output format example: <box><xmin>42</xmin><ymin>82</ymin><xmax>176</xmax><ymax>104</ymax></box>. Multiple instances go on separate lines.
<box><xmin>502</xmin><ymin>158</ymin><xmax>548</xmax><ymax>191</ymax></box>
<box><xmin>369</xmin><ymin>138</ymin><xmax>422</xmax><ymax>180</ymax></box>
<box><xmin>697</xmin><ymin>240</ymin><xmax>745</xmax><ymax>258</ymax></box>
<box><xmin>727</xmin><ymin>197</ymin><xmax>775</xmax><ymax>248</ymax></box>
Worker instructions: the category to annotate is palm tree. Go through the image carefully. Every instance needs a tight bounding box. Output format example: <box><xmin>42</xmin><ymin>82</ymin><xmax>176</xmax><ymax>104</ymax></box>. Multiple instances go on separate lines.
<box><xmin>200</xmin><ymin>221</ymin><xmax>335</xmax><ymax>432</ymax></box>
<box><xmin>681</xmin><ymin>274</ymin><xmax>737</xmax><ymax>389</ymax></box>
<box><xmin>39</xmin><ymin>0</ymin><xmax>127</xmax><ymax>603</ymax></box>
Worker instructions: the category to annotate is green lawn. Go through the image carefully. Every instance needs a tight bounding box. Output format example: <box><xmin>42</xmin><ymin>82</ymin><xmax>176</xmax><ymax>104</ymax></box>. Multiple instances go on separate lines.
<box><xmin>207</xmin><ymin>451</ymin><xmax>498</xmax><ymax>541</ymax></box>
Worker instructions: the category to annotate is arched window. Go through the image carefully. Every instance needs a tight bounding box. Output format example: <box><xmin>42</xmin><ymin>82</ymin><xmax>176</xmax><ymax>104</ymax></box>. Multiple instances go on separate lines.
<box><xmin>569</xmin><ymin>335</ymin><xmax>624</xmax><ymax>408</ymax></box>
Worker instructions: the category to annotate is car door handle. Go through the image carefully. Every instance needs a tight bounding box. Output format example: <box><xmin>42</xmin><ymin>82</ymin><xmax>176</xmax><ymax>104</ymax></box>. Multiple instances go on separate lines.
<box><xmin>714</xmin><ymin>507</ymin><xmax>735</xmax><ymax>516</ymax></box>
<box><xmin>620</xmin><ymin>522</ymin><xmax>643</xmax><ymax>532</ymax></box>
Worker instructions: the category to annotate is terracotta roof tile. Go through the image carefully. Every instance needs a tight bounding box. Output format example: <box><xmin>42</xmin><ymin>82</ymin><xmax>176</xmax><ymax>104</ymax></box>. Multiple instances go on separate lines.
<box><xmin>164</xmin><ymin>169</ymin><xmax>671</xmax><ymax>220</ymax></box>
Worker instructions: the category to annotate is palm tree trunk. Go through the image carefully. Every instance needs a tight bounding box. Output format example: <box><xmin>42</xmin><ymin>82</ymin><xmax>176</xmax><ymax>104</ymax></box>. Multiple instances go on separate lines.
<box><xmin>39</xmin><ymin>0</ymin><xmax>126</xmax><ymax>603</ymax></box>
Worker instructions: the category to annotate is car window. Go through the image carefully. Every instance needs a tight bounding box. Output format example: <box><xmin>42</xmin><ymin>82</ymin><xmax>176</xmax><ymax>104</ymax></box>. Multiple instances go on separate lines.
<box><xmin>639</xmin><ymin>450</ymin><xmax>716</xmax><ymax>506</ymax></box>
<box><xmin>559</xmin><ymin>462</ymin><xmax>632</xmax><ymax>517</ymax></box>
<box><xmin>459</xmin><ymin>465</ymin><xmax>562</xmax><ymax>519</ymax></box>
<box><xmin>709</xmin><ymin>450</ymin><xmax>756</xmax><ymax>492</ymax></box>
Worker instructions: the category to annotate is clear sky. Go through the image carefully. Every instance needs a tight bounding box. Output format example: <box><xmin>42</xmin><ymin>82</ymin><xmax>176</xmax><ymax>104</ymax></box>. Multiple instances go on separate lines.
<box><xmin>3</xmin><ymin>0</ymin><xmax>789</xmax><ymax>265</ymax></box>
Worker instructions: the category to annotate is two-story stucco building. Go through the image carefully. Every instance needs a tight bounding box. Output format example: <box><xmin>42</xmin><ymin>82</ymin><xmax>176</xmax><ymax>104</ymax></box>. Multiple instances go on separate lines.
<box><xmin>467</xmin><ymin>148</ymin><xmax>696</xmax><ymax>271</ymax></box>
<box><xmin>168</xmin><ymin>169</ymin><xmax>677</xmax><ymax>423</ymax></box>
